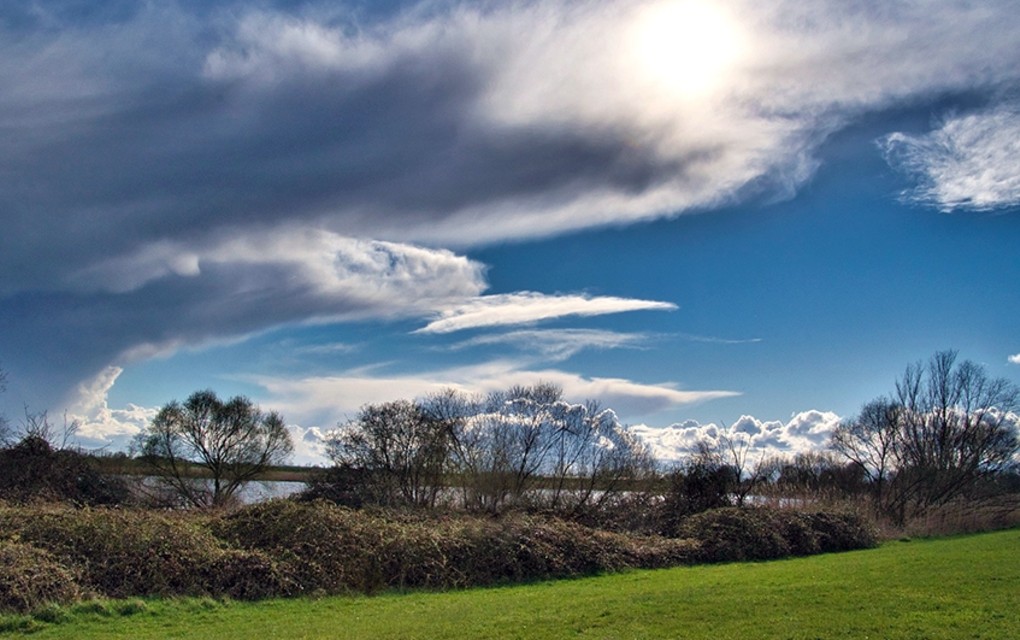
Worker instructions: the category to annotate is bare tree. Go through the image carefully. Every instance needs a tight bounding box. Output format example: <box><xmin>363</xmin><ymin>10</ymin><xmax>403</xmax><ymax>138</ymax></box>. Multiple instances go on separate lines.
<box><xmin>136</xmin><ymin>390</ymin><xmax>293</xmax><ymax>509</ymax></box>
<box><xmin>831</xmin><ymin>397</ymin><xmax>901</xmax><ymax>503</ymax></box>
<box><xmin>20</xmin><ymin>409</ymin><xmax>80</xmax><ymax>450</ymax></box>
<box><xmin>327</xmin><ymin>399</ymin><xmax>450</xmax><ymax>508</ymax></box>
<box><xmin>0</xmin><ymin>365</ymin><xmax>11</xmax><ymax>447</ymax></box>
<box><xmin>417</xmin><ymin>384</ymin><xmax>651</xmax><ymax>515</ymax></box>
<box><xmin>891</xmin><ymin>351</ymin><xmax>1019</xmax><ymax>516</ymax></box>
<box><xmin>831</xmin><ymin>351</ymin><xmax>1020</xmax><ymax>523</ymax></box>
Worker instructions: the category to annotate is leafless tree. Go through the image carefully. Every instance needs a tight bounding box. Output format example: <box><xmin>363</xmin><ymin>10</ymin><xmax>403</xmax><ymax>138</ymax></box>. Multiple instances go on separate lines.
<box><xmin>0</xmin><ymin>365</ymin><xmax>11</xmax><ymax>447</ymax></box>
<box><xmin>831</xmin><ymin>351</ymin><xmax>1019</xmax><ymax>523</ymax></box>
<box><xmin>418</xmin><ymin>384</ymin><xmax>651</xmax><ymax>515</ymax></box>
<box><xmin>136</xmin><ymin>390</ymin><xmax>293</xmax><ymax>509</ymax></box>
<box><xmin>327</xmin><ymin>399</ymin><xmax>450</xmax><ymax>508</ymax></box>
<box><xmin>831</xmin><ymin>397</ymin><xmax>901</xmax><ymax>502</ymax></box>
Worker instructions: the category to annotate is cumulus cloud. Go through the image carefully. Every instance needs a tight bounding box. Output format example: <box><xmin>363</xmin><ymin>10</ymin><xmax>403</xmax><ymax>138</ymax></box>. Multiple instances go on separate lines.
<box><xmin>1010</xmin><ymin>354</ymin><xmax>1020</xmax><ymax>365</ymax></box>
<box><xmin>630</xmin><ymin>410</ymin><xmax>842</xmax><ymax>463</ymax></box>
<box><xmin>286</xmin><ymin>425</ymin><xmax>331</xmax><ymax>467</ymax></box>
<box><xmin>416</xmin><ymin>292</ymin><xmax>676</xmax><ymax>334</ymax></box>
<box><xmin>882</xmin><ymin>103</ymin><xmax>1020</xmax><ymax>211</ymax></box>
<box><xmin>64</xmin><ymin>367</ymin><xmax>157</xmax><ymax>449</ymax></box>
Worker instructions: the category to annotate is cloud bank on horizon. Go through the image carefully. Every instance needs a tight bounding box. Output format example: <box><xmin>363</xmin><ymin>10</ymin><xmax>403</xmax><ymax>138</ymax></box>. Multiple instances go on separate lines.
<box><xmin>2</xmin><ymin>0</ymin><xmax>1020</xmax><ymax>458</ymax></box>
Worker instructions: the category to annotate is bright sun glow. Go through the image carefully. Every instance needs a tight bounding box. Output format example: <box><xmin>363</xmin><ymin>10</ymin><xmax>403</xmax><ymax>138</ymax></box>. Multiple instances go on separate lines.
<box><xmin>629</xmin><ymin>1</ymin><xmax>744</xmax><ymax>99</ymax></box>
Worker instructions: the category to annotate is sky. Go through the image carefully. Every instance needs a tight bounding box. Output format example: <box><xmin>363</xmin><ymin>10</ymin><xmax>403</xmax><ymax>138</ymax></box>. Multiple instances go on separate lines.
<box><xmin>1</xmin><ymin>0</ymin><xmax>1019</xmax><ymax>465</ymax></box>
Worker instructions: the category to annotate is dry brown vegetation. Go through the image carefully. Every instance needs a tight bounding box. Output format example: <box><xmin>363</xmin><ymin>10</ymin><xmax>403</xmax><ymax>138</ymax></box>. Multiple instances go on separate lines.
<box><xmin>0</xmin><ymin>499</ymin><xmax>876</xmax><ymax>614</ymax></box>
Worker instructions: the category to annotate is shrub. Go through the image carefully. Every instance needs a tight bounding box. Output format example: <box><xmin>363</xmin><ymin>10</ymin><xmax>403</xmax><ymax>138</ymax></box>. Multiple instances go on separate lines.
<box><xmin>212</xmin><ymin>499</ymin><xmax>373</xmax><ymax>593</ymax></box>
<box><xmin>0</xmin><ymin>505</ymin><xmax>222</xmax><ymax>597</ymax></box>
<box><xmin>0</xmin><ymin>504</ymin><xmax>287</xmax><ymax>600</ymax></box>
<box><xmin>0</xmin><ymin>541</ymin><xmax>85</xmax><ymax>613</ymax></box>
<box><xmin>803</xmin><ymin>511</ymin><xmax>877</xmax><ymax>552</ymax></box>
<box><xmin>213</xmin><ymin>501</ymin><xmax>703</xmax><ymax>594</ymax></box>
<box><xmin>677</xmin><ymin>507</ymin><xmax>877</xmax><ymax>563</ymax></box>
<box><xmin>679</xmin><ymin>508</ymin><xmax>791</xmax><ymax>562</ymax></box>
<box><xmin>0</xmin><ymin>501</ymin><xmax>877</xmax><ymax>614</ymax></box>
<box><xmin>205</xmin><ymin>549</ymin><xmax>292</xmax><ymax>600</ymax></box>
<box><xmin>0</xmin><ymin>436</ymin><xmax>129</xmax><ymax>506</ymax></box>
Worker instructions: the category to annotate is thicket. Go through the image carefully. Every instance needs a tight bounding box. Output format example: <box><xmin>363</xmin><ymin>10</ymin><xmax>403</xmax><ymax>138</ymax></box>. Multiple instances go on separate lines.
<box><xmin>0</xmin><ymin>500</ymin><xmax>875</xmax><ymax>613</ymax></box>
<box><xmin>0</xmin><ymin>435</ymin><xmax>130</xmax><ymax>506</ymax></box>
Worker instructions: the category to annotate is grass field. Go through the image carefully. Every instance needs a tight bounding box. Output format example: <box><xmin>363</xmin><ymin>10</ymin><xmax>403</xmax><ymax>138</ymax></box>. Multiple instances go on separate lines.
<box><xmin>4</xmin><ymin>529</ymin><xmax>1017</xmax><ymax>639</ymax></box>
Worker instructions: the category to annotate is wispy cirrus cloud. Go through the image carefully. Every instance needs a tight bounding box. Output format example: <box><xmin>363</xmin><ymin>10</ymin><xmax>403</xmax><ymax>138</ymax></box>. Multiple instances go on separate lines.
<box><xmin>881</xmin><ymin>103</ymin><xmax>1020</xmax><ymax>212</ymax></box>
<box><xmin>4</xmin><ymin>0</ymin><xmax>1020</xmax><ymax>416</ymax></box>
<box><xmin>416</xmin><ymin>292</ymin><xmax>677</xmax><ymax>334</ymax></box>
<box><xmin>250</xmin><ymin>359</ymin><xmax>737</xmax><ymax>430</ymax></box>
<box><xmin>449</xmin><ymin>328</ymin><xmax>656</xmax><ymax>361</ymax></box>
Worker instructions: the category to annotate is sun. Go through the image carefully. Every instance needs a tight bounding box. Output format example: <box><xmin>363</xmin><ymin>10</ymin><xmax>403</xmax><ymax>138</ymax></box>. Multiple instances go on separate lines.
<box><xmin>628</xmin><ymin>0</ymin><xmax>744</xmax><ymax>100</ymax></box>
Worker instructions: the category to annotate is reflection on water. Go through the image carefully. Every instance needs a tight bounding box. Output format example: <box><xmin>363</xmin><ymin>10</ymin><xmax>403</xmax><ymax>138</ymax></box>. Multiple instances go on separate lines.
<box><xmin>133</xmin><ymin>476</ymin><xmax>307</xmax><ymax>504</ymax></box>
<box><xmin>237</xmin><ymin>480</ymin><xmax>306</xmax><ymax>503</ymax></box>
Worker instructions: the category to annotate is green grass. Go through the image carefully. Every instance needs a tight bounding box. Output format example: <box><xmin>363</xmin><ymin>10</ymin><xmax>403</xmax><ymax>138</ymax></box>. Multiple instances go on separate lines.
<box><xmin>4</xmin><ymin>529</ymin><xmax>1017</xmax><ymax>639</ymax></box>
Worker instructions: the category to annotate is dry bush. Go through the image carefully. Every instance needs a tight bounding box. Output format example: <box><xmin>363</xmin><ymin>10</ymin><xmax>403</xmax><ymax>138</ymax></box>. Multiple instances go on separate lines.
<box><xmin>0</xmin><ymin>504</ymin><xmax>288</xmax><ymax>599</ymax></box>
<box><xmin>894</xmin><ymin>497</ymin><xmax>1020</xmax><ymax>538</ymax></box>
<box><xmin>678</xmin><ymin>507</ymin><xmax>876</xmax><ymax>563</ymax></box>
<box><xmin>213</xmin><ymin>501</ymin><xmax>703</xmax><ymax>594</ymax></box>
<box><xmin>0</xmin><ymin>500</ymin><xmax>878</xmax><ymax>614</ymax></box>
<box><xmin>0</xmin><ymin>541</ymin><xmax>85</xmax><ymax>613</ymax></box>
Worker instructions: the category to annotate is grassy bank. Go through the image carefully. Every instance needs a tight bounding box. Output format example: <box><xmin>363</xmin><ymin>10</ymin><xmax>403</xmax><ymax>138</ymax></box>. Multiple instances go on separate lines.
<box><xmin>4</xmin><ymin>528</ymin><xmax>1016</xmax><ymax>639</ymax></box>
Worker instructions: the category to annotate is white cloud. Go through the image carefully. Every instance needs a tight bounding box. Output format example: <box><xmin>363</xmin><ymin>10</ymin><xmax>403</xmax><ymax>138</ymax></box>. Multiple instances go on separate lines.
<box><xmin>253</xmin><ymin>360</ymin><xmax>737</xmax><ymax>430</ymax></box>
<box><xmin>286</xmin><ymin>425</ymin><xmax>331</xmax><ymax>467</ymax></box>
<box><xmin>7</xmin><ymin>1</ymin><xmax>1020</xmax><ymax>291</ymax></box>
<box><xmin>1008</xmin><ymin>354</ymin><xmax>1020</xmax><ymax>365</ymax></box>
<box><xmin>416</xmin><ymin>292</ymin><xmax>676</xmax><ymax>334</ymax></box>
<box><xmin>69</xmin><ymin>228</ymin><xmax>486</xmax><ymax>305</ymax></box>
<box><xmin>882</xmin><ymin>103</ymin><xmax>1020</xmax><ymax>211</ymax></box>
<box><xmin>629</xmin><ymin>410</ymin><xmax>842</xmax><ymax>463</ymax></box>
<box><xmin>4</xmin><ymin>0</ymin><xmax>1020</xmax><ymax>413</ymax></box>
<box><xmin>450</xmin><ymin>328</ymin><xmax>654</xmax><ymax>361</ymax></box>
<box><xmin>65</xmin><ymin>367</ymin><xmax>157</xmax><ymax>447</ymax></box>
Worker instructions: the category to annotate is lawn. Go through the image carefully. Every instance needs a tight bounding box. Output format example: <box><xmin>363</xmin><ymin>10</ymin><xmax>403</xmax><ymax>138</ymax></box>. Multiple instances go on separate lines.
<box><xmin>5</xmin><ymin>529</ymin><xmax>1018</xmax><ymax>639</ymax></box>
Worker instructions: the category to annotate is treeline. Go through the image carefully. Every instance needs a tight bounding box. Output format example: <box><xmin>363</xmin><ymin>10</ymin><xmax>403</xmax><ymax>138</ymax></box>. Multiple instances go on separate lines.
<box><xmin>2</xmin><ymin>351</ymin><xmax>1017</xmax><ymax>535</ymax></box>
<box><xmin>299</xmin><ymin>352</ymin><xmax>1019</xmax><ymax>535</ymax></box>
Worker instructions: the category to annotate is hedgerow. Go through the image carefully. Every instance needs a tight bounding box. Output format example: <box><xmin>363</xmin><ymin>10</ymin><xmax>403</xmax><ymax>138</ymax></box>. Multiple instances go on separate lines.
<box><xmin>677</xmin><ymin>507</ymin><xmax>877</xmax><ymax>562</ymax></box>
<box><xmin>0</xmin><ymin>501</ymin><xmax>874</xmax><ymax>614</ymax></box>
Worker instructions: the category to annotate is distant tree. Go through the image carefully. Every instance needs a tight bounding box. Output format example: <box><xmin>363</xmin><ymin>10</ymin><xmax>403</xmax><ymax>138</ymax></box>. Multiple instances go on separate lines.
<box><xmin>420</xmin><ymin>384</ymin><xmax>651</xmax><ymax>514</ymax></box>
<box><xmin>320</xmin><ymin>384</ymin><xmax>652</xmax><ymax>515</ymax></box>
<box><xmin>136</xmin><ymin>390</ymin><xmax>293</xmax><ymax>509</ymax></box>
<box><xmin>657</xmin><ymin>441</ymin><xmax>737</xmax><ymax>536</ymax></box>
<box><xmin>831</xmin><ymin>397</ymin><xmax>901</xmax><ymax>502</ymax></box>
<box><xmin>326</xmin><ymin>399</ymin><xmax>450</xmax><ymax>508</ymax></box>
<box><xmin>0</xmin><ymin>364</ymin><xmax>11</xmax><ymax>447</ymax></box>
<box><xmin>831</xmin><ymin>351</ymin><xmax>1020</xmax><ymax>523</ymax></box>
<box><xmin>774</xmin><ymin>451</ymin><xmax>865</xmax><ymax>499</ymax></box>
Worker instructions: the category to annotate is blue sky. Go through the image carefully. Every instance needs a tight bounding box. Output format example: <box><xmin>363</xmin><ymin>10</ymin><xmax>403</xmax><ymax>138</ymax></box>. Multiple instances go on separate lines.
<box><xmin>1</xmin><ymin>0</ymin><xmax>1019</xmax><ymax>464</ymax></box>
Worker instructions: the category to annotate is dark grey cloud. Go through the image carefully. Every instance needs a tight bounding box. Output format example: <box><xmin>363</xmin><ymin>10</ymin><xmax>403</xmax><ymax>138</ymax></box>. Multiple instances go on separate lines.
<box><xmin>3</xmin><ymin>0</ymin><xmax>1020</xmax><ymax>412</ymax></box>
<box><xmin>0</xmin><ymin>233</ymin><xmax>485</xmax><ymax>408</ymax></box>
